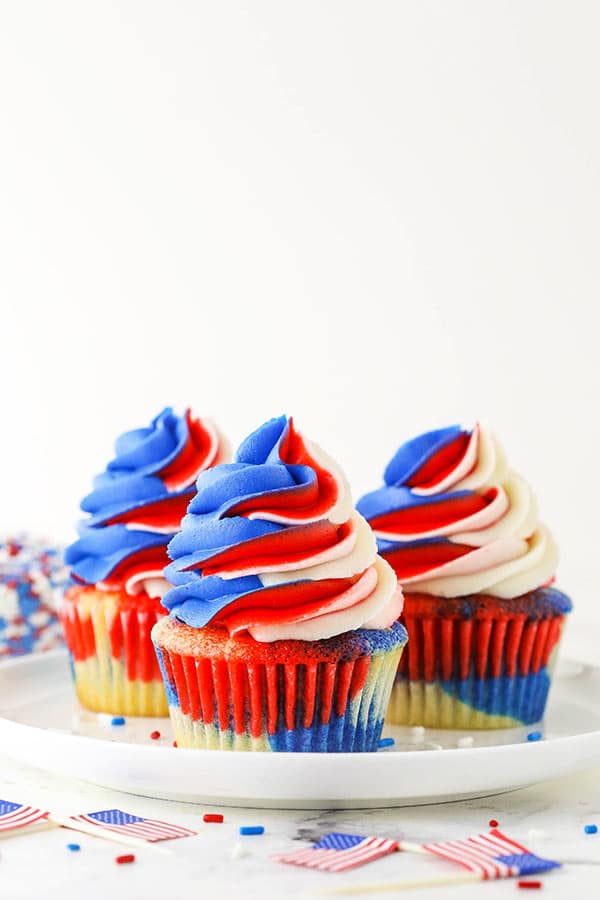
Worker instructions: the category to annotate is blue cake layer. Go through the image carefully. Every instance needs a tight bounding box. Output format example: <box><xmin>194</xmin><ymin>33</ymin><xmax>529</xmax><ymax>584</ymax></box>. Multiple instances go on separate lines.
<box><xmin>443</xmin><ymin>667</ymin><xmax>553</xmax><ymax>724</ymax></box>
<box><xmin>395</xmin><ymin>666</ymin><xmax>554</xmax><ymax>726</ymax></box>
<box><xmin>266</xmin><ymin>704</ymin><xmax>387</xmax><ymax>752</ymax></box>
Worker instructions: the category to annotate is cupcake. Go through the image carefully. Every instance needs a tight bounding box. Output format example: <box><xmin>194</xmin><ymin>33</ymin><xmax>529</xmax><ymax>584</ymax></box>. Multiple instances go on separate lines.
<box><xmin>152</xmin><ymin>415</ymin><xmax>407</xmax><ymax>751</ymax></box>
<box><xmin>61</xmin><ymin>408</ymin><xmax>229</xmax><ymax>716</ymax></box>
<box><xmin>1</xmin><ymin>535</ymin><xmax>68</xmax><ymax>659</ymax></box>
<box><xmin>357</xmin><ymin>422</ymin><xmax>572</xmax><ymax>729</ymax></box>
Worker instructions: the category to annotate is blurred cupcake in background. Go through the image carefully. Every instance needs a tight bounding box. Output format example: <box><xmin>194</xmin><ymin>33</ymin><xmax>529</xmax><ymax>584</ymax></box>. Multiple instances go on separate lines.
<box><xmin>357</xmin><ymin>422</ymin><xmax>572</xmax><ymax>729</ymax></box>
<box><xmin>61</xmin><ymin>408</ymin><xmax>229</xmax><ymax>716</ymax></box>
<box><xmin>152</xmin><ymin>415</ymin><xmax>407</xmax><ymax>751</ymax></box>
<box><xmin>1</xmin><ymin>535</ymin><xmax>68</xmax><ymax>659</ymax></box>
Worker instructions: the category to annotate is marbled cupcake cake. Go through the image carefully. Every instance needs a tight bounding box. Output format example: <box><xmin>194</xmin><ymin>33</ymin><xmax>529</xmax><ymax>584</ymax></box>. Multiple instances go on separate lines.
<box><xmin>61</xmin><ymin>407</ymin><xmax>229</xmax><ymax>716</ymax></box>
<box><xmin>153</xmin><ymin>415</ymin><xmax>408</xmax><ymax>751</ymax></box>
<box><xmin>358</xmin><ymin>423</ymin><xmax>572</xmax><ymax>729</ymax></box>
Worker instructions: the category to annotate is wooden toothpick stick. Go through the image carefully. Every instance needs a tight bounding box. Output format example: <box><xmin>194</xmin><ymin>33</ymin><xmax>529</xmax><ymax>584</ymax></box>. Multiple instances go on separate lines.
<box><xmin>316</xmin><ymin>871</ymin><xmax>482</xmax><ymax>895</ymax></box>
<box><xmin>0</xmin><ymin>820</ymin><xmax>58</xmax><ymax>840</ymax></box>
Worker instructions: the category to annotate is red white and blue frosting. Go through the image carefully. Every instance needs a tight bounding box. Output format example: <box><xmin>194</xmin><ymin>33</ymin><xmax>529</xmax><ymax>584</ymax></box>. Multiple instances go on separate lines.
<box><xmin>357</xmin><ymin>422</ymin><xmax>558</xmax><ymax>598</ymax></box>
<box><xmin>66</xmin><ymin>408</ymin><xmax>228</xmax><ymax>598</ymax></box>
<box><xmin>163</xmin><ymin>415</ymin><xmax>402</xmax><ymax>642</ymax></box>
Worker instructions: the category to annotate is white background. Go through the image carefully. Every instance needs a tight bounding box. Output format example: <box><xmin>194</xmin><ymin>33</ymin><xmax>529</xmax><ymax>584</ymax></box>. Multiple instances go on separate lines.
<box><xmin>1</xmin><ymin>2</ymin><xmax>598</xmax><ymax>626</ymax></box>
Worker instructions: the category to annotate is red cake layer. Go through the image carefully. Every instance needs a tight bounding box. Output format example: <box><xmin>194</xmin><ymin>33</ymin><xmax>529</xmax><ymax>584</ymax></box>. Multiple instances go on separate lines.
<box><xmin>158</xmin><ymin>646</ymin><xmax>372</xmax><ymax>736</ymax></box>
<box><xmin>61</xmin><ymin>586</ymin><xmax>165</xmax><ymax>682</ymax></box>
<box><xmin>152</xmin><ymin>618</ymin><xmax>388</xmax><ymax>736</ymax></box>
<box><xmin>397</xmin><ymin>592</ymin><xmax>566</xmax><ymax>682</ymax></box>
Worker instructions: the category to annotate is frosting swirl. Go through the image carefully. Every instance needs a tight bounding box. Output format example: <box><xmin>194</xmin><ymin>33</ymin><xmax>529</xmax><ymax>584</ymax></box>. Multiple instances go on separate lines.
<box><xmin>66</xmin><ymin>408</ymin><xmax>229</xmax><ymax>597</ymax></box>
<box><xmin>163</xmin><ymin>415</ymin><xmax>402</xmax><ymax>641</ymax></box>
<box><xmin>356</xmin><ymin>422</ymin><xmax>558</xmax><ymax>599</ymax></box>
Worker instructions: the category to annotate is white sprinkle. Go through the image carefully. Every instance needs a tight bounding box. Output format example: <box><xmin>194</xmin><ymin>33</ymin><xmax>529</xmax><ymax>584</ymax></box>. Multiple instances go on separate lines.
<box><xmin>95</xmin><ymin>713</ymin><xmax>116</xmax><ymax>725</ymax></box>
<box><xmin>457</xmin><ymin>736</ymin><xmax>475</xmax><ymax>748</ymax></box>
<box><xmin>409</xmin><ymin>726</ymin><xmax>426</xmax><ymax>744</ymax></box>
<box><xmin>423</xmin><ymin>741</ymin><xmax>443</xmax><ymax>751</ymax></box>
<box><xmin>231</xmin><ymin>841</ymin><xmax>250</xmax><ymax>859</ymax></box>
<box><xmin>527</xmin><ymin>828</ymin><xmax>546</xmax><ymax>840</ymax></box>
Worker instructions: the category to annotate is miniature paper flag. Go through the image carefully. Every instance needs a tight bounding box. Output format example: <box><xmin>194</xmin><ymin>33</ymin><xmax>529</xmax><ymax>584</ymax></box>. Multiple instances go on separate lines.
<box><xmin>69</xmin><ymin>809</ymin><xmax>197</xmax><ymax>843</ymax></box>
<box><xmin>422</xmin><ymin>828</ymin><xmax>561</xmax><ymax>879</ymax></box>
<box><xmin>273</xmin><ymin>832</ymin><xmax>399</xmax><ymax>872</ymax></box>
<box><xmin>0</xmin><ymin>800</ymin><xmax>49</xmax><ymax>833</ymax></box>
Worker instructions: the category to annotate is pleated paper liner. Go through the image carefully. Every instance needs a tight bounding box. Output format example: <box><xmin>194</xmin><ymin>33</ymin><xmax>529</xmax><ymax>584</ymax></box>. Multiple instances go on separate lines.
<box><xmin>152</xmin><ymin>618</ymin><xmax>408</xmax><ymax>751</ymax></box>
<box><xmin>386</xmin><ymin>587</ymin><xmax>572</xmax><ymax>729</ymax></box>
<box><xmin>60</xmin><ymin>586</ymin><xmax>169</xmax><ymax>716</ymax></box>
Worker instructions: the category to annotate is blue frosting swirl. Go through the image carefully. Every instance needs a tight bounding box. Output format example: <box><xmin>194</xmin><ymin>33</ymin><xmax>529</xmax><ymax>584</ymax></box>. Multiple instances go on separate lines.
<box><xmin>66</xmin><ymin>408</ymin><xmax>211</xmax><ymax>589</ymax></box>
<box><xmin>163</xmin><ymin>415</ymin><xmax>345</xmax><ymax>630</ymax></box>
<box><xmin>356</xmin><ymin>424</ymin><xmax>472</xmax><ymax>543</ymax></box>
<box><xmin>382</xmin><ymin>425</ymin><xmax>464</xmax><ymax>486</ymax></box>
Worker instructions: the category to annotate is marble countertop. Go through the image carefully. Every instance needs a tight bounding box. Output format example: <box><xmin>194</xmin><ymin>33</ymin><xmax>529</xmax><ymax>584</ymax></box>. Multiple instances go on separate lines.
<box><xmin>1</xmin><ymin>752</ymin><xmax>599</xmax><ymax>900</ymax></box>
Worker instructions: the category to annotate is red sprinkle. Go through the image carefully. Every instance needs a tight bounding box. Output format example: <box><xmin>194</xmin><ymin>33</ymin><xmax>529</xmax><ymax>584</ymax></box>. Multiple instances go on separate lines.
<box><xmin>150</xmin><ymin>731</ymin><xmax>160</xmax><ymax>740</ymax></box>
<box><xmin>203</xmin><ymin>813</ymin><xmax>224</xmax><ymax>823</ymax></box>
<box><xmin>517</xmin><ymin>882</ymin><xmax>542</xmax><ymax>890</ymax></box>
<box><xmin>172</xmin><ymin>741</ymin><xmax>178</xmax><ymax>747</ymax></box>
<box><xmin>489</xmin><ymin>819</ymin><xmax>499</xmax><ymax>827</ymax></box>
<box><xmin>116</xmin><ymin>854</ymin><xmax>135</xmax><ymax>865</ymax></box>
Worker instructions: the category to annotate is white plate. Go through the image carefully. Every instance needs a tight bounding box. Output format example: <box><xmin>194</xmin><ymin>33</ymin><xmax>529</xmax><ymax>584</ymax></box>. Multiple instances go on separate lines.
<box><xmin>1</xmin><ymin>650</ymin><xmax>599</xmax><ymax>809</ymax></box>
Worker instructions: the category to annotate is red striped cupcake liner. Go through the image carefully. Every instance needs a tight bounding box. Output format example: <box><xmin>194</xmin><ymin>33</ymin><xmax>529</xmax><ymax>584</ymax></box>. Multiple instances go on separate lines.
<box><xmin>152</xmin><ymin>617</ymin><xmax>407</xmax><ymax>751</ymax></box>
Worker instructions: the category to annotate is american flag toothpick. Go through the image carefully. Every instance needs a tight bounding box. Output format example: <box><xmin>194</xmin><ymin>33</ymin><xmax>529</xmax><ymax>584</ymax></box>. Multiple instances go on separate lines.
<box><xmin>48</xmin><ymin>808</ymin><xmax>197</xmax><ymax>852</ymax></box>
<box><xmin>420</xmin><ymin>827</ymin><xmax>561</xmax><ymax>879</ymax></box>
<box><xmin>0</xmin><ymin>800</ymin><xmax>53</xmax><ymax>839</ymax></box>
<box><xmin>273</xmin><ymin>833</ymin><xmax>400</xmax><ymax>872</ymax></box>
<box><xmin>299</xmin><ymin>828</ymin><xmax>561</xmax><ymax>894</ymax></box>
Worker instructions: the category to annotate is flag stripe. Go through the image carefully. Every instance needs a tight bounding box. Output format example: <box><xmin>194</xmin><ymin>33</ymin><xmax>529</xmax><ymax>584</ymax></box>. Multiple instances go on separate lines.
<box><xmin>71</xmin><ymin>813</ymin><xmax>196</xmax><ymax>842</ymax></box>
<box><xmin>325</xmin><ymin>839</ymin><xmax>398</xmax><ymax>872</ymax></box>
<box><xmin>473</xmin><ymin>835</ymin><xmax>525</xmax><ymax>874</ymax></box>
<box><xmin>0</xmin><ymin>806</ymin><xmax>49</xmax><ymax>832</ymax></box>
<box><xmin>451</xmin><ymin>839</ymin><xmax>509</xmax><ymax>877</ymax></box>
<box><xmin>424</xmin><ymin>842</ymin><xmax>491</xmax><ymax>878</ymax></box>
<box><xmin>489</xmin><ymin>828</ymin><xmax>530</xmax><ymax>855</ymax></box>
<box><xmin>471</xmin><ymin>834</ymin><xmax>515</xmax><ymax>856</ymax></box>
<box><xmin>467</xmin><ymin>835</ymin><xmax>517</xmax><ymax>874</ymax></box>
<box><xmin>0</xmin><ymin>809</ymin><xmax>45</xmax><ymax>824</ymax></box>
<box><xmin>273</xmin><ymin>836</ymin><xmax>398</xmax><ymax>872</ymax></box>
<box><xmin>318</xmin><ymin>838</ymin><xmax>381</xmax><ymax>872</ymax></box>
<box><xmin>424</xmin><ymin>838</ymin><xmax>494</xmax><ymax>876</ymax></box>
<box><xmin>276</xmin><ymin>848</ymin><xmax>322</xmax><ymax>865</ymax></box>
<box><xmin>422</xmin><ymin>830</ymin><xmax>556</xmax><ymax>880</ymax></box>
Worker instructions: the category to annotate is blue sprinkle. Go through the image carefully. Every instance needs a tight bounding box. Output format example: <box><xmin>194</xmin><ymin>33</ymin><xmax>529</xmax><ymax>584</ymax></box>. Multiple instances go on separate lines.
<box><xmin>239</xmin><ymin>826</ymin><xmax>264</xmax><ymax>836</ymax></box>
<box><xmin>584</xmin><ymin>824</ymin><xmax>598</xmax><ymax>834</ymax></box>
<box><xmin>111</xmin><ymin>716</ymin><xmax>126</xmax><ymax>726</ymax></box>
<box><xmin>527</xmin><ymin>731</ymin><xmax>543</xmax><ymax>742</ymax></box>
<box><xmin>378</xmin><ymin>737</ymin><xmax>395</xmax><ymax>749</ymax></box>
<box><xmin>67</xmin><ymin>843</ymin><xmax>81</xmax><ymax>852</ymax></box>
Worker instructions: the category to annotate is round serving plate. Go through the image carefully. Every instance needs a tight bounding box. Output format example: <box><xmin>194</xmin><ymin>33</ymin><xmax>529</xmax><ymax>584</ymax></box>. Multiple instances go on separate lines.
<box><xmin>0</xmin><ymin>650</ymin><xmax>599</xmax><ymax>809</ymax></box>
